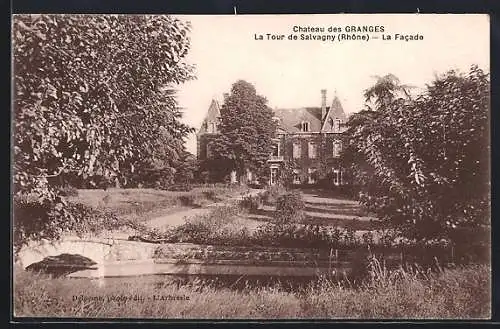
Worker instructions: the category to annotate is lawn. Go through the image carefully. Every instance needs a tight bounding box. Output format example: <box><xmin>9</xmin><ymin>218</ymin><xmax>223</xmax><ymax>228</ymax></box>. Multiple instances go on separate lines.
<box><xmin>67</xmin><ymin>185</ymin><xmax>250</xmax><ymax>221</ymax></box>
<box><xmin>13</xmin><ymin>264</ymin><xmax>490</xmax><ymax>319</ymax></box>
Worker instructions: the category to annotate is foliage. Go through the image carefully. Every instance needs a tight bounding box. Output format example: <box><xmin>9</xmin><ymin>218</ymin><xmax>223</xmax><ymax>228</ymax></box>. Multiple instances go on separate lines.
<box><xmin>13</xmin><ymin>14</ymin><xmax>194</xmax><ymax>200</ymax></box>
<box><xmin>173</xmin><ymin>151</ymin><xmax>197</xmax><ymax>185</ymax></box>
<box><xmin>274</xmin><ymin>191</ymin><xmax>306</xmax><ymax>225</ymax></box>
<box><xmin>13</xmin><ymin>197</ymin><xmax>121</xmax><ymax>252</ymax></box>
<box><xmin>251</xmin><ymin>223</ymin><xmax>359</xmax><ymax>249</ymax></box>
<box><xmin>196</xmin><ymin>158</ymin><xmax>232</xmax><ymax>184</ymax></box>
<box><xmin>261</xmin><ymin>185</ymin><xmax>286</xmax><ymax>205</ymax></box>
<box><xmin>59</xmin><ymin>185</ymin><xmax>79</xmax><ymax>197</ymax></box>
<box><xmin>210</xmin><ymin>80</ymin><xmax>277</xmax><ymax>183</ymax></box>
<box><xmin>278</xmin><ymin>160</ymin><xmax>298</xmax><ymax>190</ymax></box>
<box><xmin>343</xmin><ymin>66</ymin><xmax>490</xmax><ymax>244</ymax></box>
<box><xmin>239</xmin><ymin>194</ymin><xmax>262</xmax><ymax>213</ymax></box>
<box><xmin>164</xmin><ymin>205</ymin><xmax>250</xmax><ymax>245</ymax></box>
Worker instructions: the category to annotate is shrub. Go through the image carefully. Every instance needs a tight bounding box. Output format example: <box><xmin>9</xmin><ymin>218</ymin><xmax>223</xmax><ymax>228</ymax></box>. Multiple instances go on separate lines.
<box><xmin>261</xmin><ymin>185</ymin><xmax>286</xmax><ymax>205</ymax></box>
<box><xmin>239</xmin><ymin>194</ymin><xmax>262</xmax><ymax>213</ymax></box>
<box><xmin>344</xmin><ymin>67</ymin><xmax>490</xmax><ymax>247</ymax></box>
<box><xmin>178</xmin><ymin>195</ymin><xmax>196</xmax><ymax>207</ymax></box>
<box><xmin>162</xmin><ymin>205</ymin><xmax>247</xmax><ymax>245</ymax></box>
<box><xmin>202</xmin><ymin>190</ymin><xmax>218</xmax><ymax>201</ymax></box>
<box><xmin>250</xmin><ymin>223</ymin><xmax>363</xmax><ymax>249</ymax></box>
<box><xmin>13</xmin><ymin>197</ymin><xmax>122</xmax><ymax>253</ymax></box>
<box><xmin>274</xmin><ymin>191</ymin><xmax>305</xmax><ymax>224</ymax></box>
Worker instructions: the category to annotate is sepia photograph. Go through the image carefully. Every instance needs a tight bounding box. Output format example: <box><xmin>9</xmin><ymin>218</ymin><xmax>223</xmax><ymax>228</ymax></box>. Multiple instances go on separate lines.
<box><xmin>12</xmin><ymin>13</ymin><xmax>490</xmax><ymax>319</ymax></box>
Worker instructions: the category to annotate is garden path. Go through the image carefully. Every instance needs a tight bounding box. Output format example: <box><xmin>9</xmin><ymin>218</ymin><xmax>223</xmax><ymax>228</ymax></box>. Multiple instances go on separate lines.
<box><xmin>144</xmin><ymin>188</ymin><xmax>265</xmax><ymax>230</ymax></box>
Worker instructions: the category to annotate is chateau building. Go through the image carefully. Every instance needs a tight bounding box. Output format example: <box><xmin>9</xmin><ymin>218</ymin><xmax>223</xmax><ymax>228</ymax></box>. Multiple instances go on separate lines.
<box><xmin>197</xmin><ymin>89</ymin><xmax>347</xmax><ymax>186</ymax></box>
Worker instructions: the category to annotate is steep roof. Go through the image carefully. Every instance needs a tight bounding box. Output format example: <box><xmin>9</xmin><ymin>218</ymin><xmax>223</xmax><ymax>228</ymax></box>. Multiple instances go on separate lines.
<box><xmin>197</xmin><ymin>99</ymin><xmax>221</xmax><ymax>135</ymax></box>
<box><xmin>321</xmin><ymin>96</ymin><xmax>348</xmax><ymax>132</ymax></box>
<box><xmin>273</xmin><ymin>107</ymin><xmax>324</xmax><ymax>133</ymax></box>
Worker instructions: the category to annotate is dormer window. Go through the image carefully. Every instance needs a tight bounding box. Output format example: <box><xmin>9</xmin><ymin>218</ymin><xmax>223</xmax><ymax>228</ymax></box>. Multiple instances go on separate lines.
<box><xmin>335</xmin><ymin>119</ymin><xmax>341</xmax><ymax>132</ymax></box>
<box><xmin>208</xmin><ymin>121</ymin><xmax>217</xmax><ymax>133</ymax></box>
<box><xmin>301</xmin><ymin>121</ymin><xmax>310</xmax><ymax>132</ymax></box>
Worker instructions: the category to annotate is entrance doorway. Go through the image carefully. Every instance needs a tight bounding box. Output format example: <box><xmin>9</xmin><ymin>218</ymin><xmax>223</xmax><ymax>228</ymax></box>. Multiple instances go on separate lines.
<box><xmin>270</xmin><ymin>167</ymin><xmax>278</xmax><ymax>185</ymax></box>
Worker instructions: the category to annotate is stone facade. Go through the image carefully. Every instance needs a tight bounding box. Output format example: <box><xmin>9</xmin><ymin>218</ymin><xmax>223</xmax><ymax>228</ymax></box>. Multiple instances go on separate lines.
<box><xmin>197</xmin><ymin>89</ymin><xmax>348</xmax><ymax>186</ymax></box>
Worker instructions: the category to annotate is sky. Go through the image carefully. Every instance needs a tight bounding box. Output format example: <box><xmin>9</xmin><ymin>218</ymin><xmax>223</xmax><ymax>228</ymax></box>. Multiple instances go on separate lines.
<box><xmin>174</xmin><ymin>14</ymin><xmax>490</xmax><ymax>154</ymax></box>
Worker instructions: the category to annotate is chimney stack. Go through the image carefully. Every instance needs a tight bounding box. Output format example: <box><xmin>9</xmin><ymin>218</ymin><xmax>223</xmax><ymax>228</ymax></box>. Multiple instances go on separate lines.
<box><xmin>321</xmin><ymin>89</ymin><xmax>327</xmax><ymax>121</ymax></box>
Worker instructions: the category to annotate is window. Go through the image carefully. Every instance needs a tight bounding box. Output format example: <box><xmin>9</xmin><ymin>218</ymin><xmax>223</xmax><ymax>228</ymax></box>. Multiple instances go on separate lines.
<box><xmin>333</xmin><ymin>141</ymin><xmax>342</xmax><ymax>157</ymax></box>
<box><xmin>293</xmin><ymin>169</ymin><xmax>301</xmax><ymax>184</ymax></box>
<box><xmin>308</xmin><ymin>168</ymin><xmax>318</xmax><ymax>184</ymax></box>
<box><xmin>272</xmin><ymin>143</ymin><xmax>280</xmax><ymax>156</ymax></box>
<box><xmin>335</xmin><ymin>119</ymin><xmax>341</xmax><ymax>132</ymax></box>
<box><xmin>270</xmin><ymin>167</ymin><xmax>278</xmax><ymax>185</ymax></box>
<box><xmin>301</xmin><ymin>121</ymin><xmax>310</xmax><ymax>132</ymax></box>
<box><xmin>209</xmin><ymin>121</ymin><xmax>217</xmax><ymax>133</ymax></box>
<box><xmin>293</xmin><ymin>142</ymin><xmax>301</xmax><ymax>159</ymax></box>
<box><xmin>308</xmin><ymin>142</ymin><xmax>317</xmax><ymax>159</ymax></box>
<box><xmin>206</xmin><ymin>143</ymin><xmax>213</xmax><ymax>159</ymax></box>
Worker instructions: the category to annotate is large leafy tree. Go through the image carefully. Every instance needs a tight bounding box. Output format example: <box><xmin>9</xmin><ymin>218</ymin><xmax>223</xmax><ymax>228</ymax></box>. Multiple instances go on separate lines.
<box><xmin>344</xmin><ymin>66</ymin><xmax>490</xmax><ymax>245</ymax></box>
<box><xmin>211</xmin><ymin>80</ymin><xmax>277</xmax><ymax>183</ymax></box>
<box><xmin>13</xmin><ymin>14</ymin><xmax>195</xmax><ymax>201</ymax></box>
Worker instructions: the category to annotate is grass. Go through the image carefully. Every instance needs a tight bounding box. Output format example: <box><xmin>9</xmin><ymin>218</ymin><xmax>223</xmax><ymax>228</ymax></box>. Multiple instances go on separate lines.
<box><xmin>67</xmin><ymin>186</ymin><xmax>249</xmax><ymax>221</ymax></box>
<box><xmin>13</xmin><ymin>264</ymin><xmax>490</xmax><ymax>319</ymax></box>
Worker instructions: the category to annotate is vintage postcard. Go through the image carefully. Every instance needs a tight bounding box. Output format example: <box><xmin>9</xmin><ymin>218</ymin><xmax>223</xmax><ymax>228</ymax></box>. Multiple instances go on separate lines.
<box><xmin>12</xmin><ymin>14</ymin><xmax>490</xmax><ymax>320</ymax></box>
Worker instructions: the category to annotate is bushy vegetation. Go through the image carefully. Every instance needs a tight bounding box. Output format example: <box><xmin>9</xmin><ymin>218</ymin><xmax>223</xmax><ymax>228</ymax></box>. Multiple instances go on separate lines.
<box><xmin>14</xmin><ymin>186</ymin><xmax>249</xmax><ymax>254</ymax></box>
<box><xmin>13</xmin><ymin>196</ymin><xmax>122</xmax><ymax>252</ymax></box>
<box><xmin>13</xmin><ymin>14</ymin><xmax>197</xmax><ymax>250</ymax></box>
<box><xmin>274</xmin><ymin>191</ymin><xmax>306</xmax><ymax>224</ymax></box>
<box><xmin>343</xmin><ymin>66</ymin><xmax>490</xmax><ymax>247</ymax></box>
<box><xmin>13</xmin><ymin>263</ymin><xmax>490</xmax><ymax>318</ymax></box>
<box><xmin>239</xmin><ymin>194</ymin><xmax>262</xmax><ymax>213</ymax></box>
<box><xmin>162</xmin><ymin>205</ymin><xmax>251</xmax><ymax>246</ymax></box>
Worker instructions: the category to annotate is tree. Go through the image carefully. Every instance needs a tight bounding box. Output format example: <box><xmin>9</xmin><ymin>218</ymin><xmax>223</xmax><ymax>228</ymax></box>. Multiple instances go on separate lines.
<box><xmin>211</xmin><ymin>80</ymin><xmax>277</xmax><ymax>183</ymax></box>
<box><xmin>173</xmin><ymin>151</ymin><xmax>197</xmax><ymax>185</ymax></box>
<box><xmin>278</xmin><ymin>160</ymin><xmax>298</xmax><ymax>190</ymax></box>
<box><xmin>363</xmin><ymin>73</ymin><xmax>414</xmax><ymax>109</ymax></box>
<box><xmin>344</xmin><ymin>66</ymin><xmax>490</xmax><ymax>246</ymax></box>
<box><xmin>13</xmin><ymin>14</ymin><xmax>195</xmax><ymax>201</ymax></box>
